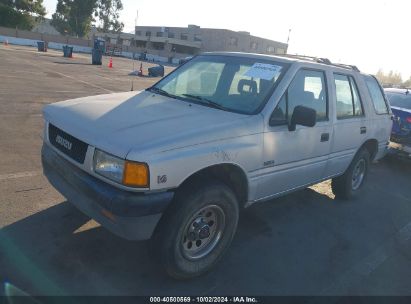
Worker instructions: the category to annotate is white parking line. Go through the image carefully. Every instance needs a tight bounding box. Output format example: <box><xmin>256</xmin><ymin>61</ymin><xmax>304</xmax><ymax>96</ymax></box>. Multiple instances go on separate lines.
<box><xmin>0</xmin><ymin>171</ymin><xmax>41</xmax><ymax>181</ymax></box>
<box><xmin>46</xmin><ymin>71</ymin><xmax>114</xmax><ymax>93</ymax></box>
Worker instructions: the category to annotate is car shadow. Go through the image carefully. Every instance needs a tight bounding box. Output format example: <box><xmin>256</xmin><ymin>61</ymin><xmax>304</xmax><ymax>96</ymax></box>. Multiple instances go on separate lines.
<box><xmin>0</xmin><ymin>189</ymin><xmax>337</xmax><ymax>296</ymax></box>
<box><xmin>1</xmin><ymin>159</ymin><xmax>411</xmax><ymax>296</ymax></box>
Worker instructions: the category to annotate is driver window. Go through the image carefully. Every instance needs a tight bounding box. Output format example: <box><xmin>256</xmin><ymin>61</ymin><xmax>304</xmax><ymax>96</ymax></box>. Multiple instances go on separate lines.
<box><xmin>271</xmin><ymin>69</ymin><xmax>328</xmax><ymax>125</ymax></box>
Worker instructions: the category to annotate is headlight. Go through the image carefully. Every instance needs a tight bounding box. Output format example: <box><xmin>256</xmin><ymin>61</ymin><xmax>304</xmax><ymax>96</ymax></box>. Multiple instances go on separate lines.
<box><xmin>94</xmin><ymin>149</ymin><xmax>125</xmax><ymax>183</ymax></box>
<box><xmin>93</xmin><ymin>149</ymin><xmax>149</xmax><ymax>188</ymax></box>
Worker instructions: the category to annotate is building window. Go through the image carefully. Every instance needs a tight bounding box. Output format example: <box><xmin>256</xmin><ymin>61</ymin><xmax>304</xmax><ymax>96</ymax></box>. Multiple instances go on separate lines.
<box><xmin>181</xmin><ymin>34</ymin><xmax>188</xmax><ymax>40</ymax></box>
<box><xmin>145</xmin><ymin>31</ymin><xmax>151</xmax><ymax>37</ymax></box>
<box><xmin>135</xmin><ymin>40</ymin><xmax>147</xmax><ymax>48</ymax></box>
<box><xmin>152</xmin><ymin>42</ymin><xmax>165</xmax><ymax>50</ymax></box>
<box><xmin>250</xmin><ymin>42</ymin><xmax>258</xmax><ymax>50</ymax></box>
<box><xmin>156</xmin><ymin>32</ymin><xmax>163</xmax><ymax>37</ymax></box>
<box><xmin>194</xmin><ymin>34</ymin><xmax>202</xmax><ymax>42</ymax></box>
<box><xmin>168</xmin><ymin>32</ymin><xmax>175</xmax><ymax>38</ymax></box>
<box><xmin>229</xmin><ymin>37</ymin><xmax>238</xmax><ymax>46</ymax></box>
<box><xmin>267</xmin><ymin>46</ymin><xmax>275</xmax><ymax>53</ymax></box>
<box><xmin>135</xmin><ymin>30</ymin><xmax>141</xmax><ymax>36</ymax></box>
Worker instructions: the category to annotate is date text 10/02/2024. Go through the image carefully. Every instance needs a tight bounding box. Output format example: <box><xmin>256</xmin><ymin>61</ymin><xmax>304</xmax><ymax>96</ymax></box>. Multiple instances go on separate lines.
<box><xmin>149</xmin><ymin>297</ymin><xmax>258</xmax><ymax>303</ymax></box>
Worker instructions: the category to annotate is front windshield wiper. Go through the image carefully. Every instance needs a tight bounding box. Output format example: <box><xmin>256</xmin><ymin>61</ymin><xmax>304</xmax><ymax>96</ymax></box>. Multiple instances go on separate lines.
<box><xmin>147</xmin><ymin>87</ymin><xmax>177</xmax><ymax>99</ymax></box>
<box><xmin>182</xmin><ymin>94</ymin><xmax>227</xmax><ymax>110</ymax></box>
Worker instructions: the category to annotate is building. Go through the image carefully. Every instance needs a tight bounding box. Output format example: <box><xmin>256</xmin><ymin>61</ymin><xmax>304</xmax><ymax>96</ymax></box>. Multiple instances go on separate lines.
<box><xmin>92</xmin><ymin>25</ymin><xmax>287</xmax><ymax>64</ymax></box>
<box><xmin>134</xmin><ymin>25</ymin><xmax>288</xmax><ymax>59</ymax></box>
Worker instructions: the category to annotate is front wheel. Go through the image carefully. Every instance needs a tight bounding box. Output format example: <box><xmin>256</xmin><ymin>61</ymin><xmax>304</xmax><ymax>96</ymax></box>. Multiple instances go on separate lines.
<box><xmin>152</xmin><ymin>181</ymin><xmax>239</xmax><ymax>279</ymax></box>
<box><xmin>332</xmin><ymin>148</ymin><xmax>370</xmax><ymax>199</ymax></box>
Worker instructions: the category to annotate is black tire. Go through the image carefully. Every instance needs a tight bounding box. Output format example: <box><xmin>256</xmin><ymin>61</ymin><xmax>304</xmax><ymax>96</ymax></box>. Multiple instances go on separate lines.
<box><xmin>151</xmin><ymin>180</ymin><xmax>239</xmax><ymax>279</ymax></box>
<box><xmin>332</xmin><ymin>148</ymin><xmax>370</xmax><ymax>200</ymax></box>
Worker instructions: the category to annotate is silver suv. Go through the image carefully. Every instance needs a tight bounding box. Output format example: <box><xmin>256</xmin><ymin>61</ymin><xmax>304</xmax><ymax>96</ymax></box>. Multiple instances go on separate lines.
<box><xmin>42</xmin><ymin>53</ymin><xmax>392</xmax><ymax>279</ymax></box>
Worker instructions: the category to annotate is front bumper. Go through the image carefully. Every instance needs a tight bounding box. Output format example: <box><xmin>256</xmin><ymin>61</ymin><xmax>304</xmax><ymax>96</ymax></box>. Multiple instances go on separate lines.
<box><xmin>42</xmin><ymin>143</ymin><xmax>174</xmax><ymax>240</ymax></box>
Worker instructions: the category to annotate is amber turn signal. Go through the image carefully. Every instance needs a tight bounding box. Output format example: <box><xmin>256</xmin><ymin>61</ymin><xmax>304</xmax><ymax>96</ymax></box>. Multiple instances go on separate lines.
<box><xmin>122</xmin><ymin>161</ymin><xmax>149</xmax><ymax>187</ymax></box>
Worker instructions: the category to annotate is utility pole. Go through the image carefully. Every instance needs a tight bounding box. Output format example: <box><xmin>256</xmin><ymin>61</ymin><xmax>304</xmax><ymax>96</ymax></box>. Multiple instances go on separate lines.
<box><xmin>135</xmin><ymin>10</ymin><xmax>139</xmax><ymax>28</ymax></box>
<box><xmin>287</xmin><ymin>29</ymin><xmax>292</xmax><ymax>45</ymax></box>
<box><xmin>286</xmin><ymin>28</ymin><xmax>292</xmax><ymax>54</ymax></box>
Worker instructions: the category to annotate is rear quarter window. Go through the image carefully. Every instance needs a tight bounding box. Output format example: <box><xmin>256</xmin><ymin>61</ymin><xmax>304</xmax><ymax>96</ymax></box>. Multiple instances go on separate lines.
<box><xmin>365</xmin><ymin>76</ymin><xmax>389</xmax><ymax>114</ymax></box>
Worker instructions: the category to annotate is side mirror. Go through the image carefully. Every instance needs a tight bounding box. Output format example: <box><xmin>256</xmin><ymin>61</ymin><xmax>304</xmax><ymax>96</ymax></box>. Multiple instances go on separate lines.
<box><xmin>289</xmin><ymin>105</ymin><xmax>317</xmax><ymax>131</ymax></box>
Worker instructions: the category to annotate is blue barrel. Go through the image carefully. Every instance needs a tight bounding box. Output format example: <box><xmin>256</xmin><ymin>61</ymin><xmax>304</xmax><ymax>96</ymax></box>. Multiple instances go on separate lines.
<box><xmin>37</xmin><ymin>41</ymin><xmax>47</xmax><ymax>52</ymax></box>
<box><xmin>63</xmin><ymin>45</ymin><xmax>73</xmax><ymax>58</ymax></box>
<box><xmin>92</xmin><ymin>49</ymin><xmax>103</xmax><ymax>65</ymax></box>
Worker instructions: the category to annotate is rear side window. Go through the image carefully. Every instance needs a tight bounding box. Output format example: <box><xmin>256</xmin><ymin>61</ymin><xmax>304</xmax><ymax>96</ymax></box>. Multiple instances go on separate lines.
<box><xmin>334</xmin><ymin>74</ymin><xmax>364</xmax><ymax>119</ymax></box>
<box><xmin>365</xmin><ymin>76</ymin><xmax>389</xmax><ymax>114</ymax></box>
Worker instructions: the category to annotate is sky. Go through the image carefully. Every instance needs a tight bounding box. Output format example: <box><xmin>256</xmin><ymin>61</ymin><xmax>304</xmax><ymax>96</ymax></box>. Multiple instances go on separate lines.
<box><xmin>43</xmin><ymin>0</ymin><xmax>411</xmax><ymax>79</ymax></box>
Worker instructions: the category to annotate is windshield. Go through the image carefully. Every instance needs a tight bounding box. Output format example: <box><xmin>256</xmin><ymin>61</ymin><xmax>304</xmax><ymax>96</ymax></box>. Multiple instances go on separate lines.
<box><xmin>386</xmin><ymin>92</ymin><xmax>411</xmax><ymax>110</ymax></box>
<box><xmin>150</xmin><ymin>55</ymin><xmax>289</xmax><ymax>114</ymax></box>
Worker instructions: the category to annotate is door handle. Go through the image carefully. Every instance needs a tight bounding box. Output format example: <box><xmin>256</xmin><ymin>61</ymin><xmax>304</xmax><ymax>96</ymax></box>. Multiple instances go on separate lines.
<box><xmin>360</xmin><ymin>127</ymin><xmax>367</xmax><ymax>134</ymax></box>
<box><xmin>321</xmin><ymin>133</ymin><xmax>330</xmax><ymax>142</ymax></box>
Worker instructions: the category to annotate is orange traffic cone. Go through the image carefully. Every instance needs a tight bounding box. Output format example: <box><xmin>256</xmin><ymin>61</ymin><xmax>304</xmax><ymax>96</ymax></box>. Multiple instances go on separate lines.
<box><xmin>108</xmin><ymin>57</ymin><xmax>113</xmax><ymax>68</ymax></box>
<box><xmin>138</xmin><ymin>62</ymin><xmax>143</xmax><ymax>76</ymax></box>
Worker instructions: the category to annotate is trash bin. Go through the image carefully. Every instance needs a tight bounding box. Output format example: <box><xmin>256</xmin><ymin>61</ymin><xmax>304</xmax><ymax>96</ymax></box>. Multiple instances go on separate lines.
<box><xmin>63</xmin><ymin>45</ymin><xmax>73</xmax><ymax>58</ymax></box>
<box><xmin>92</xmin><ymin>49</ymin><xmax>103</xmax><ymax>65</ymax></box>
<box><xmin>37</xmin><ymin>41</ymin><xmax>47</xmax><ymax>52</ymax></box>
<box><xmin>148</xmin><ymin>64</ymin><xmax>165</xmax><ymax>77</ymax></box>
<box><xmin>92</xmin><ymin>38</ymin><xmax>105</xmax><ymax>65</ymax></box>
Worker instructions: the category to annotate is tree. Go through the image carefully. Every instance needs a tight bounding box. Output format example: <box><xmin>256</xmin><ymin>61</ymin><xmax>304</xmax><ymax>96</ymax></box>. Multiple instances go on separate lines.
<box><xmin>94</xmin><ymin>0</ymin><xmax>124</xmax><ymax>33</ymax></box>
<box><xmin>375</xmin><ymin>69</ymin><xmax>403</xmax><ymax>87</ymax></box>
<box><xmin>403</xmin><ymin>76</ymin><xmax>411</xmax><ymax>88</ymax></box>
<box><xmin>0</xmin><ymin>0</ymin><xmax>46</xmax><ymax>30</ymax></box>
<box><xmin>51</xmin><ymin>0</ymin><xmax>123</xmax><ymax>37</ymax></box>
<box><xmin>51</xmin><ymin>0</ymin><xmax>96</xmax><ymax>38</ymax></box>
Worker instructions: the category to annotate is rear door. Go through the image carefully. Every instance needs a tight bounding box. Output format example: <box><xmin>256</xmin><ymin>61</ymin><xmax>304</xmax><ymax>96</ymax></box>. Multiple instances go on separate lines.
<box><xmin>326</xmin><ymin>73</ymin><xmax>368</xmax><ymax>177</ymax></box>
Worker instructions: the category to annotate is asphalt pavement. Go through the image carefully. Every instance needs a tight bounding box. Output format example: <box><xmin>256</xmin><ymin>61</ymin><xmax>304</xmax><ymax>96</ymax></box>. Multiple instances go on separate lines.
<box><xmin>0</xmin><ymin>44</ymin><xmax>410</xmax><ymax>296</ymax></box>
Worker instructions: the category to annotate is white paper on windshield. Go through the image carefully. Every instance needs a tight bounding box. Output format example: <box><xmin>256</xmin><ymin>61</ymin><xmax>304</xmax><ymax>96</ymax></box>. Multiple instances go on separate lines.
<box><xmin>244</xmin><ymin>63</ymin><xmax>282</xmax><ymax>80</ymax></box>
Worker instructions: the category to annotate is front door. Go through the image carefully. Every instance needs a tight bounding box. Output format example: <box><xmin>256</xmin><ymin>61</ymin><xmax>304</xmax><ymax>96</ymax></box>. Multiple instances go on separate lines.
<box><xmin>256</xmin><ymin>68</ymin><xmax>333</xmax><ymax>200</ymax></box>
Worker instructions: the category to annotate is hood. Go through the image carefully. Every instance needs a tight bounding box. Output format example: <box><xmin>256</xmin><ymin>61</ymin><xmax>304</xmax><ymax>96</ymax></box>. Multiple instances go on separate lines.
<box><xmin>43</xmin><ymin>91</ymin><xmax>261</xmax><ymax>159</ymax></box>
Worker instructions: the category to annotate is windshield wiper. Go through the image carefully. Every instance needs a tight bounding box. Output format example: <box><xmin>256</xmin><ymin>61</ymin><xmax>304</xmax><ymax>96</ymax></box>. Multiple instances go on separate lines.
<box><xmin>147</xmin><ymin>87</ymin><xmax>177</xmax><ymax>99</ymax></box>
<box><xmin>182</xmin><ymin>94</ymin><xmax>227</xmax><ymax>110</ymax></box>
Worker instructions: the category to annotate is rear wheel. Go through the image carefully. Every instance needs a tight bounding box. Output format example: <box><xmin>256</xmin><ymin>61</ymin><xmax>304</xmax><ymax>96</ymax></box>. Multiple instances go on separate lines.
<box><xmin>152</xmin><ymin>180</ymin><xmax>239</xmax><ymax>279</ymax></box>
<box><xmin>332</xmin><ymin>148</ymin><xmax>370</xmax><ymax>199</ymax></box>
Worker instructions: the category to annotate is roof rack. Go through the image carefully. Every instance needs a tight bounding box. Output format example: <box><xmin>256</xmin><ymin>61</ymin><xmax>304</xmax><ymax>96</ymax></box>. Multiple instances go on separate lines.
<box><xmin>278</xmin><ymin>54</ymin><xmax>360</xmax><ymax>72</ymax></box>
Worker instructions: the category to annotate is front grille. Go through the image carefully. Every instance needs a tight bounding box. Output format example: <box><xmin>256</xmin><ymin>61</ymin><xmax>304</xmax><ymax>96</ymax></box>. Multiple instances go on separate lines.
<box><xmin>48</xmin><ymin>124</ymin><xmax>88</xmax><ymax>164</ymax></box>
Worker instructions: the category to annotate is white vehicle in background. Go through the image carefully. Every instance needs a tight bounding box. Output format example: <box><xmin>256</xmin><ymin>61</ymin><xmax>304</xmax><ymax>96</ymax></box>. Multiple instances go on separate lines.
<box><xmin>42</xmin><ymin>52</ymin><xmax>392</xmax><ymax>279</ymax></box>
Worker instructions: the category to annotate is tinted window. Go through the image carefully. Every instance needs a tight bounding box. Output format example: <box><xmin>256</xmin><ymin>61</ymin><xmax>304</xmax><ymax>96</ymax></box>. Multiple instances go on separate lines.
<box><xmin>334</xmin><ymin>74</ymin><xmax>364</xmax><ymax>119</ymax></box>
<box><xmin>365</xmin><ymin>76</ymin><xmax>389</xmax><ymax>114</ymax></box>
<box><xmin>271</xmin><ymin>69</ymin><xmax>327</xmax><ymax>125</ymax></box>
<box><xmin>386</xmin><ymin>92</ymin><xmax>411</xmax><ymax>110</ymax></box>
